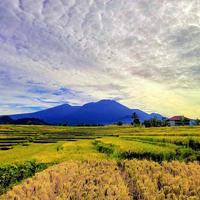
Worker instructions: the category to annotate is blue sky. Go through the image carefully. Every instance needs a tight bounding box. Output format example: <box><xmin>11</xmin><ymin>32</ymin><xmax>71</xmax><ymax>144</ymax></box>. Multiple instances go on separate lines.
<box><xmin>0</xmin><ymin>0</ymin><xmax>200</xmax><ymax>118</ymax></box>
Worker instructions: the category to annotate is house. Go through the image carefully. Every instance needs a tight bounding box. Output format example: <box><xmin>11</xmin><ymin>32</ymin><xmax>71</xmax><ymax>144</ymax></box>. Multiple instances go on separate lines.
<box><xmin>168</xmin><ymin>116</ymin><xmax>191</xmax><ymax>126</ymax></box>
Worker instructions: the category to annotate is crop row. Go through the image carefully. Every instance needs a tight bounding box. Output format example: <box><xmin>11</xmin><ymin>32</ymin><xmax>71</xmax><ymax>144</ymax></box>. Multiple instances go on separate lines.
<box><xmin>0</xmin><ymin>134</ymin><xmax>102</xmax><ymax>150</ymax></box>
<box><xmin>122</xmin><ymin>136</ymin><xmax>200</xmax><ymax>151</ymax></box>
<box><xmin>94</xmin><ymin>138</ymin><xmax>200</xmax><ymax>161</ymax></box>
<box><xmin>123</xmin><ymin>160</ymin><xmax>200</xmax><ymax>200</ymax></box>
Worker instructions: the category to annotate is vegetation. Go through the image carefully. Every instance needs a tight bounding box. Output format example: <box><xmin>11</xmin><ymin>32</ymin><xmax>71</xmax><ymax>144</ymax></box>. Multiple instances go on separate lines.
<box><xmin>143</xmin><ymin>118</ymin><xmax>167</xmax><ymax>127</ymax></box>
<box><xmin>122</xmin><ymin>136</ymin><xmax>200</xmax><ymax>151</ymax></box>
<box><xmin>195</xmin><ymin>119</ymin><xmax>200</xmax><ymax>125</ymax></box>
<box><xmin>0</xmin><ymin>125</ymin><xmax>200</xmax><ymax>198</ymax></box>
<box><xmin>1</xmin><ymin>161</ymin><xmax>130</xmax><ymax>200</ymax></box>
<box><xmin>123</xmin><ymin>160</ymin><xmax>200</xmax><ymax>200</ymax></box>
<box><xmin>0</xmin><ymin>161</ymin><xmax>48</xmax><ymax>194</ymax></box>
<box><xmin>0</xmin><ymin>141</ymin><xmax>107</xmax><ymax>165</ymax></box>
<box><xmin>94</xmin><ymin>137</ymin><xmax>200</xmax><ymax>162</ymax></box>
<box><xmin>2</xmin><ymin>160</ymin><xmax>200</xmax><ymax>200</ymax></box>
<box><xmin>131</xmin><ymin>112</ymin><xmax>140</xmax><ymax>125</ymax></box>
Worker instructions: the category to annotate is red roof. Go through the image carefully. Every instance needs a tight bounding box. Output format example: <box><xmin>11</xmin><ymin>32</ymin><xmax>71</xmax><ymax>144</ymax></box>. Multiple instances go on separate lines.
<box><xmin>168</xmin><ymin>116</ymin><xmax>190</xmax><ymax>121</ymax></box>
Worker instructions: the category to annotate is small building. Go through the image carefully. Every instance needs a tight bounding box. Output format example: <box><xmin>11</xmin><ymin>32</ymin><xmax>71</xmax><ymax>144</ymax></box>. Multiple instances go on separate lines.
<box><xmin>168</xmin><ymin>116</ymin><xmax>191</xmax><ymax>126</ymax></box>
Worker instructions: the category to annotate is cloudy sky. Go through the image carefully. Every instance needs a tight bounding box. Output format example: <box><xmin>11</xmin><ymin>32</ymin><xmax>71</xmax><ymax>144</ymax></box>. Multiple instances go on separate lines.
<box><xmin>0</xmin><ymin>0</ymin><xmax>200</xmax><ymax>118</ymax></box>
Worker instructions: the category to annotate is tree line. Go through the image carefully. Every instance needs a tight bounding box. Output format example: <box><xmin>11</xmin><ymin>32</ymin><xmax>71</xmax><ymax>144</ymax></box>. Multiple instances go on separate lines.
<box><xmin>116</xmin><ymin>112</ymin><xmax>200</xmax><ymax>127</ymax></box>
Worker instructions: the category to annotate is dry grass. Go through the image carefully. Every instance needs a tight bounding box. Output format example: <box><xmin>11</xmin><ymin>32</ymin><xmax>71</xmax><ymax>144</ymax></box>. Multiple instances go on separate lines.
<box><xmin>124</xmin><ymin>160</ymin><xmax>200</xmax><ymax>200</ymax></box>
<box><xmin>1</xmin><ymin>160</ymin><xmax>200</xmax><ymax>200</ymax></box>
<box><xmin>1</xmin><ymin>161</ymin><xmax>130</xmax><ymax>200</ymax></box>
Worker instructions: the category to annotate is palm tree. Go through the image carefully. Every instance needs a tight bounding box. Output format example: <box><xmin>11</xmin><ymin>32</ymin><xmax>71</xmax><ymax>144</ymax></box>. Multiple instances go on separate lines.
<box><xmin>131</xmin><ymin>112</ymin><xmax>140</xmax><ymax>125</ymax></box>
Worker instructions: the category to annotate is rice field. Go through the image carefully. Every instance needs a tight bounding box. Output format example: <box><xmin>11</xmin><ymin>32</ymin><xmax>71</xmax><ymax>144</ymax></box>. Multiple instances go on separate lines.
<box><xmin>123</xmin><ymin>160</ymin><xmax>200</xmax><ymax>200</ymax></box>
<box><xmin>1</xmin><ymin>160</ymin><xmax>200</xmax><ymax>200</ymax></box>
<box><xmin>0</xmin><ymin>125</ymin><xmax>200</xmax><ymax>199</ymax></box>
<box><xmin>1</xmin><ymin>161</ymin><xmax>131</xmax><ymax>200</ymax></box>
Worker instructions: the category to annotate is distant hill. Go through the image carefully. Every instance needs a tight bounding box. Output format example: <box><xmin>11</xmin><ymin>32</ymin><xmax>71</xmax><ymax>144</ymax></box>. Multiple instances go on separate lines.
<box><xmin>0</xmin><ymin>116</ymin><xmax>47</xmax><ymax>125</ymax></box>
<box><xmin>12</xmin><ymin>104</ymin><xmax>80</xmax><ymax>124</ymax></box>
<box><xmin>14</xmin><ymin>118</ymin><xmax>47</xmax><ymax>125</ymax></box>
<box><xmin>0</xmin><ymin>116</ymin><xmax>14</xmax><ymax>124</ymax></box>
<box><xmin>9</xmin><ymin>99</ymin><xmax>164</xmax><ymax>125</ymax></box>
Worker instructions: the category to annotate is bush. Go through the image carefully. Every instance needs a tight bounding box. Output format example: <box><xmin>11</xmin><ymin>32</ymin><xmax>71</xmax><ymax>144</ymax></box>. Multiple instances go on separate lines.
<box><xmin>117</xmin><ymin>121</ymin><xmax>123</xmax><ymax>126</ymax></box>
<box><xmin>93</xmin><ymin>141</ymin><xmax>116</xmax><ymax>156</ymax></box>
<box><xmin>0</xmin><ymin>161</ymin><xmax>48</xmax><ymax>194</ymax></box>
<box><xmin>188</xmin><ymin>139</ymin><xmax>200</xmax><ymax>151</ymax></box>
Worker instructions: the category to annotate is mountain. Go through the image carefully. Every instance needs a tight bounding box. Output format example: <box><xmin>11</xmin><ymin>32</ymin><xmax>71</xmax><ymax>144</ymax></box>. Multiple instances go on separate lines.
<box><xmin>66</xmin><ymin>100</ymin><xmax>132</xmax><ymax>125</ymax></box>
<box><xmin>0</xmin><ymin>116</ymin><xmax>14</xmax><ymax>124</ymax></box>
<box><xmin>149</xmin><ymin>113</ymin><xmax>164</xmax><ymax>120</ymax></box>
<box><xmin>0</xmin><ymin>116</ymin><xmax>46</xmax><ymax>125</ymax></box>
<box><xmin>12</xmin><ymin>104</ymin><xmax>80</xmax><ymax>124</ymax></box>
<box><xmin>9</xmin><ymin>99</ymin><xmax>164</xmax><ymax>125</ymax></box>
<box><xmin>14</xmin><ymin>118</ymin><xmax>47</xmax><ymax>125</ymax></box>
<box><xmin>119</xmin><ymin>109</ymin><xmax>150</xmax><ymax>124</ymax></box>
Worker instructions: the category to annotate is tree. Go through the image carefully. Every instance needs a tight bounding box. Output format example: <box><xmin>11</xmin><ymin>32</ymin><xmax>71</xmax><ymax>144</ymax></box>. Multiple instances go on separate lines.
<box><xmin>143</xmin><ymin>118</ymin><xmax>164</xmax><ymax>127</ymax></box>
<box><xmin>195</xmin><ymin>119</ymin><xmax>200</xmax><ymax>125</ymax></box>
<box><xmin>180</xmin><ymin>116</ymin><xmax>186</xmax><ymax>126</ymax></box>
<box><xmin>161</xmin><ymin>117</ymin><xmax>168</xmax><ymax>126</ymax></box>
<box><xmin>117</xmin><ymin>121</ymin><xmax>123</xmax><ymax>126</ymax></box>
<box><xmin>131</xmin><ymin>112</ymin><xmax>140</xmax><ymax>125</ymax></box>
<box><xmin>143</xmin><ymin>120</ymin><xmax>151</xmax><ymax>127</ymax></box>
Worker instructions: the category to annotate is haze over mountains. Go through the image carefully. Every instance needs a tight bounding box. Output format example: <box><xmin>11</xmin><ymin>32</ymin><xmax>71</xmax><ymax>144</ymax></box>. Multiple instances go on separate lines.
<box><xmin>10</xmin><ymin>100</ymin><xmax>163</xmax><ymax>125</ymax></box>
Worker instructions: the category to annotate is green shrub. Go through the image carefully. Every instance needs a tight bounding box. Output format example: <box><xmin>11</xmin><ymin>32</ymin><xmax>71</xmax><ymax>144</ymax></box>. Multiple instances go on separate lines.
<box><xmin>0</xmin><ymin>161</ymin><xmax>48</xmax><ymax>194</ymax></box>
<box><xmin>93</xmin><ymin>141</ymin><xmax>116</xmax><ymax>155</ymax></box>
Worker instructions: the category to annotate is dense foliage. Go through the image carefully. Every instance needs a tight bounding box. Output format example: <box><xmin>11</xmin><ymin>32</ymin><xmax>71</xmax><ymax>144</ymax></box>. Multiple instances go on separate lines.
<box><xmin>0</xmin><ymin>161</ymin><xmax>48</xmax><ymax>194</ymax></box>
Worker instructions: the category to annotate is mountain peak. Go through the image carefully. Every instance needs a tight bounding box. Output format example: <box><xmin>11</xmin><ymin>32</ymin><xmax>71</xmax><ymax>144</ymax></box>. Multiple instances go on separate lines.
<box><xmin>97</xmin><ymin>99</ymin><xmax>116</xmax><ymax>103</ymax></box>
<box><xmin>96</xmin><ymin>99</ymin><xmax>120</xmax><ymax>105</ymax></box>
<box><xmin>10</xmin><ymin>99</ymin><xmax>164</xmax><ymax>125</ymax></box>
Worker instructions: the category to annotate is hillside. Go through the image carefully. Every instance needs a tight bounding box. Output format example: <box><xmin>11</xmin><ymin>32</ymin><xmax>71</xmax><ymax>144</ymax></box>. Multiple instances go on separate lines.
<box><xmin>10</xmin><ymin>100</ymin><xmax>163</xmax><ymax>125</ymax></box>
<box><xmin>12</xmin><ymin>104</ymin><xmax>80</xmax><ymax>124</ymax></box>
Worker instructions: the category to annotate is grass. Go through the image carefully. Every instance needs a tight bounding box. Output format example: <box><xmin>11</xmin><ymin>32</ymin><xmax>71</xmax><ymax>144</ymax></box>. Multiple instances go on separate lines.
<box><xmin>0</xmin><ymin>140</ymin><xmax>107</xmax><ymax>165</ymax></box>
<box><xmin>94</xmin><ymin>137</ymin><xmax>200</xmax><ymax>161</ymax></box>
<box><xmin>0</xmin><ymin>125</ymin><xmax>200</xmax><ymax>164</ymax></box>
<box><xmin>130</xmin><ymin>136</ymin><xmax>200</xmax><ymax>151</ymax></box>
<box><xmin>0</xmin><ymin>125</ymin><xmax>200</xmax><ymax>198</ymax></box>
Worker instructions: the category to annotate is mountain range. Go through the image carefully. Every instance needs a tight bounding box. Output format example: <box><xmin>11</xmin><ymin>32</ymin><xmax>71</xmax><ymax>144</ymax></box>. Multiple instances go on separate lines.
<box><xmin>10</xmin><ymin>99</ymin><xmax>164</xmax><ymax>125</ymax></box>
<box><xmin>7</xmin><ymin>100</ymin><xmax>163</xmax><ymax>125</ymax></box>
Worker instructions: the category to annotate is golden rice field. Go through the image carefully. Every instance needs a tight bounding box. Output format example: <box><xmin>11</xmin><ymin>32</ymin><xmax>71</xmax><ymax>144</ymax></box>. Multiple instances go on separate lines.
<box><xmin>124</xmin><ymin>160</ymin><xmax>200</xmax><ymax>200</ymax></box>
<box><xmin>1</xmin><ymin>160</ymin><xmax>200</xmax><ymax>200</ymax></box>
<box><xmin>0</xmin><ymin>125</ymin><xmax>200</xmax><ymax>199</ymax></box>
<box><xmin>1</xmin><ymin>161</ymin><xmax>130</xmax><ymax>200</ymax></box>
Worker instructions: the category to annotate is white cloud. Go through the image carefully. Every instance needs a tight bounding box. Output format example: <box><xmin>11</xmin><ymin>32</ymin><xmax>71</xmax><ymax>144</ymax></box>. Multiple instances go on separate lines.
<box><xmin>0</xmin><ymin>0</ymin><xmax>200</xmax><ymax>117</ymax></box>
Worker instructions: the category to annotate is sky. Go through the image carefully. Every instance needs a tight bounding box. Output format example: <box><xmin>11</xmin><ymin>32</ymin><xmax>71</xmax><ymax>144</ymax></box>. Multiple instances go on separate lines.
<box><xmin>0</xmin><ymin>0</ymin><xmax>200</xmax><ymax>118</ymax></box>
